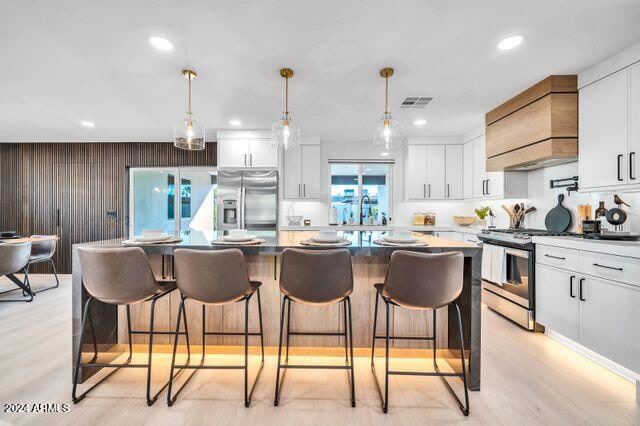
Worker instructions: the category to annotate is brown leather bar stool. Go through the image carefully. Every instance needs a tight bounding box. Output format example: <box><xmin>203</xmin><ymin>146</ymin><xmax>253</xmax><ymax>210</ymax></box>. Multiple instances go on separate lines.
<box><xmin>370</xmin><ymin>250</ymin><xmax>469</xmax><ymax>415</ymax></box>
<box><xmin>167</xmin><ymin>248</ymin><xmax>264</xmax><ymax>407</ymax></box>
<box><xmin>26</xmin><ymin>235</ymin><xmax>59</xmax><ymax>293</ymax></box>
<box><xmin>0</xmin><ymin>241</ymin><xmax>33</xmax><ymax>302</ymax></box>
<box><xmin>73</xmin><ymin>247</ymin><xmax>190</xmax><ymax>406</ymax></box>
<box><xmin>274</xmin><ymin>248</ymin><xmax>355</xmax><ymax>407</ymax></box>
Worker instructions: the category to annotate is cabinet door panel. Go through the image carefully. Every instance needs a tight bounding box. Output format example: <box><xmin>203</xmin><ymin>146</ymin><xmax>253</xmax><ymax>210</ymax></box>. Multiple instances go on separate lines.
<box><xmin>463</xmin><ymin>142</ymin><xmax>473</xmax><ymax>199</ymax></box>
<box><xmin>472</xmin><ymin>135</ymin><xmax>486</xmax><ymax>198</ymax></box>
<box><xmin>217</xmin><ymin>139</ymin><xmax>248</xmax><ymax>168</ymax></box>
<box><xmin>283</xmin><ymin>147</ymin><xmax>301</xmax><ymax>199</ymax></box>
<box><xmin>248</xmin><ymin>139</ymin><xmax>278</xmax><ymax>168</ymax></box>
<box><xmin>579</xmin><ymin>276</ymin><xmax>640</xmax><ymax>372</ymax></box>
<box><xmin>535</xmin><ymin>264</ymin><xmax>580</xmax><ymax>341</ymax></box>
<box><xmin>405</xmin><ymin>145</ymin><xmax>427</xmax><ymax>199</ymax></box>
<box><xmin>445</xmin><ymin>145</ymin><xmax>463</xmax><ymax>199</ymax></box>
<box><xmin>579</xmin><ymin>68</ymin><xmax>628</xmax><ymax>189</ymax></box>
<box><xmin>630</xmin><ymin>63</ymin><xmax>640</xmax><ymax>184</ymax></box>
<box><xmin>485</xmin><ymin>171</ymin><xmax>504</xmax><ymax>198</ymax></box>
<box><xmin>426</xmin><ymin>145</ymin><xmax>445</xmax><ymax>199</ymax></box>
<box><xmin>301</xmin><ymin>145</ymin><xmax>321</xmax><ymax>198</ymax></box>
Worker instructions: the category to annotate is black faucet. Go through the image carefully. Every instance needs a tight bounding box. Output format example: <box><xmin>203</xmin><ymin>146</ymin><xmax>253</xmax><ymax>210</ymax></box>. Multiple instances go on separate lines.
<box><xmin>360</xmin><ymin>195</ymin><xmax>371</xmax><ymax>225</ymax></box>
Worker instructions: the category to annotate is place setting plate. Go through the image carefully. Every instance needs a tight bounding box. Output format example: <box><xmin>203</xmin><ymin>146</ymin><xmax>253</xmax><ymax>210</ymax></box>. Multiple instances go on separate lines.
<box><xmin>122</xmin><ymin>231</ymin><xmax>182</xmax><ymax>245</ymax></box>
<box><xmin>211</xmin><ymin>230</ymin><xmax>265</xmax><ymax>245</ymax></box>
<box><xmin>374</xmin><ymin>232</ymin><xmax>428</xmax><ymax>247</ymax></box>
<box><xmin>300</xmin><ymin>232</ymin><xmax>351</xmax><ymax>247</ymax></box>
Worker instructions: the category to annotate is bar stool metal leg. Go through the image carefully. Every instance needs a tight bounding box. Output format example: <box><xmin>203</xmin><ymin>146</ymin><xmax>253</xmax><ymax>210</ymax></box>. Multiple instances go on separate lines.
<box><xmin>274</xmin><ymin>295</ymin><xmax>287</xmax><ymax>406</ymax></box>
<box><xmin>384</xmin><ymin>299</ymin><xmax>390</xmax><ymax>413</ymax></box>
<box><xmin>347</xmin><ymin>296</ymin><xmax>356</xmax><ymax>407</ymax></box>
<box><xmin>370</xmin><ymin>292</ymin><xmax>379</xmax><ymax>369</ymax></box>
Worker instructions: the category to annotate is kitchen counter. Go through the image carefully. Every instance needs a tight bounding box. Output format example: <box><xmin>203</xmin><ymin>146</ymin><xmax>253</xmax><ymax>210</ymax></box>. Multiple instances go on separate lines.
<box><xmin>280</xmin><ymin>224</ymin><xmax>484</xmax><ymax>234</ymax></box>
<box><xmin>72</xmin><ymin>230</ymin><xmax>482</xmax><ymax>391</ymax></box>
<box><xmin>532</xmin><ymin>236</ymin><xmax>640</xmax><ymax>259</ymax></box>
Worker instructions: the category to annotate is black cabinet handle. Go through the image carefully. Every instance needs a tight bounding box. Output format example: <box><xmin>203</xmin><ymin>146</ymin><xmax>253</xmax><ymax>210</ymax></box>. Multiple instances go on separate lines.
<box><xmin>447</xmin><ymin>184</ymin><xmax>450</xmax><ymax>198</ymax></box>
<box><xmin>486</xmin><ymin>179</ymin><xmax>490</xmax><ymax>195</ymax></box>
<box><xmin>630</xmin><ymin>152</ymin><xmax>636</xmax><ymax>180</ymax></box>
<box><xmin>481</xmin><ymin>180</ymin><xmax>486</xmax><ymax>195</ymax></box>
<box><xmin>592</xmin><ymin>263</ymin><xmax>623</xmax><ymax>271</ymax></box>
<box><xmin>250</xmin><ymin>154</ymin><xmax>253</xmax><ymax>166</ymax></box>
<box><xmin>617</xmin><ymin>154</ymin><xmax>623</xmax><ymax>181</ymax></box>
<box><xmin>544</xmin><ymin>254</ymin><xmax>566</xmax><ymax>260</ymax></box>
<box><xmin>428</xmin><ymin>184</ymin><xmax>431</xmax><ymax>198</ymax></box>
<box><xmin>579</xmin><ymin>278</ymin><xmax>586</xmax><ymax>301</ymax></box>
<box><xmin>569</xmin><ymin>275</ymin><xmax>575</xmax><ymax>298</ymax></box>
<box><xmin>423</xmin><ymin>184</ymin><xmax>426</xmax><ymax>198</ymax></box>
<box><xmin>56</xmin><ymin>209</ymin><xmax>60</xmax><ymax>227</ymax></box>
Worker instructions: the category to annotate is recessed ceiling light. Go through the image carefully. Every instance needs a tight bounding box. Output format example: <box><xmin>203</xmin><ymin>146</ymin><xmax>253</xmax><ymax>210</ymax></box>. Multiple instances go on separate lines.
<box><xmin>80</xmin><ymin>121</ymin><xmax>95</xmax><ymax>128</ymax></box>
<box><xmin>413</xmin><ymin>119</ymin><xmax>427</xmax><ymax>126</ymax></box>
<box><xmin>149</xmin><ymin>36</ymin><xmax>173</xmax><ymax>51</ymax></box>
<box><xmin>229</xmin><ymin>119</ymin><xmax>242</xmax><ymax>126</ymax></box>
<box><xmin>497</xmin><ymin>35</ymin><xmax>523</xmax><ymax>51</ymax></box>
<box><xmin>381</xmin><ymin>152</ymin><xmax>389</xmax><ymax>156</ymax></box>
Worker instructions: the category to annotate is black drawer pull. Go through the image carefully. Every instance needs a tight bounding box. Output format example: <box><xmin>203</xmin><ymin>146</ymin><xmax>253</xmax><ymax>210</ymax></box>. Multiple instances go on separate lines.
<box><xmin>579</xmin><ymin>278</ymin><xmax>586</xmax><ymax>301</ymax></box>
<box><xmin>569</xmin><ymin>275</ymin><xmax>575</xmax><ymax>298</ymax></box>
<box><xmin>592</xmin><ymin>263</ymin><xmax>623</xmax><ymax>271</ymax></box>
<box><xmin>630</xmin><ymin>152</ymin><xmax>636</xmax><ymax>180</ymax></box>
<box><xmin>544</xmin><ymin>254</ymin><xmax>566</xmax><ymax>260</ymax></box>
<box><xmin>617</xmin><ymin>154</ymin><xmax>623</xmax><ymax>181</ymax></box>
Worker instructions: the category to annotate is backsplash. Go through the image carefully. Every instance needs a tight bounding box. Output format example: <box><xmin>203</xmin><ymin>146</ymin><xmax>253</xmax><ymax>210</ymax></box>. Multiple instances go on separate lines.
<box><xmin>281</xmin><ymin>161</ymin><xmax>639</xmax><ymax>232</ymax></box>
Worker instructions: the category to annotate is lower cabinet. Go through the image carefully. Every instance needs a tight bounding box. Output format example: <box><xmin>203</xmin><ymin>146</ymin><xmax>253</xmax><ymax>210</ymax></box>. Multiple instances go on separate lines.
<box><xmin>536</xmin><ymin>264</ymin><xmax>580</xmax><ymax>341</ymax></box>
<box><xmin>536</xmin><ymin>262</ymin><xmax>640</xmax><ymax>375</ymax></box>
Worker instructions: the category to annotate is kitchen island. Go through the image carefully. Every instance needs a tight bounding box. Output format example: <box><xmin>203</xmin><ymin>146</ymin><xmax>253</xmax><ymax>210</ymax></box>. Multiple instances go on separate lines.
<box><xmin>72</xmin><ymin>230</ymin><xmax>482</xmax><ymax>390</ymax></box>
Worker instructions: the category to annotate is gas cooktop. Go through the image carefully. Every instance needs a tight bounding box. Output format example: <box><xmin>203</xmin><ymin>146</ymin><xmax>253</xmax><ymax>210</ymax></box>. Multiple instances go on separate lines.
<box><xmin>479</xmin><ymin>228</ymin><xmax>578</xmax><ymax>246</ymax></box>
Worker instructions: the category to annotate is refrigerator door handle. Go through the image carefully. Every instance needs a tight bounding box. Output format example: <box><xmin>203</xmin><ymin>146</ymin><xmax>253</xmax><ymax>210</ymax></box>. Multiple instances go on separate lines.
<box><xmin>240</xmin><ymin>187</ymin><xmax>246</xmax><ymax>229</ymax></box>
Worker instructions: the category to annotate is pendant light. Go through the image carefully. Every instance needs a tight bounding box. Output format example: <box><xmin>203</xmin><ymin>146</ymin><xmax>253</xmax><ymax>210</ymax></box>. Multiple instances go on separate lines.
<box><xmin>373</xmin><ymin>67</ymin><xmax>402</xmax><ymax>152</ymax></box>
<box><xmin>271</xmin><ymin>68</ymin><xmax>300</xmax><ymax>150</ymax></box>
<box><xmin>174</xmin><ymin>69</ymin><xmax>205</xmax><ymax>151</ymax></box>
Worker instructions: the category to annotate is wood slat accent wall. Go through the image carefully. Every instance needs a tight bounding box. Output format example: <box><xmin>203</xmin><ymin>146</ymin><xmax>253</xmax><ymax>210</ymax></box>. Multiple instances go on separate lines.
<box><xmin>0</xmin><ymin>142</ymin><xmax>216</xmax><ymax>273</ymax></box>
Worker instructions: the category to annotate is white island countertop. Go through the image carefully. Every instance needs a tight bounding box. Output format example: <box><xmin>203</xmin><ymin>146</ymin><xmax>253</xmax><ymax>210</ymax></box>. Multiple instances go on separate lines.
<box><xmin>532</xmin><ymin>236</ymin><xmax>640</xmax><ymax>259</ymax></box>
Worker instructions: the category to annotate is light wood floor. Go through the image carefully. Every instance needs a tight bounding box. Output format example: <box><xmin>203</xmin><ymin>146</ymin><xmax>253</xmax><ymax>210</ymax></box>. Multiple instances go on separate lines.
<box><xmin>0</xmin><ymin>275</ymin><xmax>637</xmax><ymax>425</ymax></box>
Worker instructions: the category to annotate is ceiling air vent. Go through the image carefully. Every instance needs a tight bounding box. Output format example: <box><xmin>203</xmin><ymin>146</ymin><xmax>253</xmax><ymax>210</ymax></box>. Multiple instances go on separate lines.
<box><xmin>400</xmin><ymin>96</ymin><xmax>434</xmax><ymax>109</ymax></box>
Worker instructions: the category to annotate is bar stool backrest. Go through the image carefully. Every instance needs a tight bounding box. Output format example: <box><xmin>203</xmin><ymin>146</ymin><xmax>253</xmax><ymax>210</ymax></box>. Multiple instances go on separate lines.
<box><xmin>29</xmin><ymin>235</ymin><xmax>57</xmax><ymax>259</ymax></box>
<box><xmin>173</xmin><ymin>248</ymin><xmax>252</xmax><ymax>305</ymax></box>
<box><xmin>78</xmin><ymin>247</ymin><xmax>160</xmax><ymax>305</ymax></box>
<box><xmin>280</xmin><ymin>248</ymin><xmax>353</xmax><ymax>305</ymax></box>
<box><xmin>0</xmin><ymin>242</ymin><xmax>32</xmax><ymax>275</ymax></box>
<box><xmin>383</xmin><ymin>250</ymin><xmax>464</xmax><ymax>309</ymax></box>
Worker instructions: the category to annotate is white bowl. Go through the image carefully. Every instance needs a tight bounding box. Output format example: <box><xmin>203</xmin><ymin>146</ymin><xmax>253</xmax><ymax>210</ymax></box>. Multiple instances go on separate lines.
<box><xmin>142</xmin><ymin>229</ymin><xmax>163</xmax><ymax>237</ymax></box>
<box><xmin>222</xmin><ymin>234</ymin><xmax>257</xmax><ymax>242</ymax></box>
<box><xmin>228</xmin><ymin>229</ymin><xmax>248</xmax><ymax>238</ymax></box>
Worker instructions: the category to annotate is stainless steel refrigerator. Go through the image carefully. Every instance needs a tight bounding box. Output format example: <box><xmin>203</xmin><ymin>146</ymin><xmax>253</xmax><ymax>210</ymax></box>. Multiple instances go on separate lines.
<box><xmin>217</xmin><ymin>170</ymin><xmax>278</xmax><ymax>232</ymax></box>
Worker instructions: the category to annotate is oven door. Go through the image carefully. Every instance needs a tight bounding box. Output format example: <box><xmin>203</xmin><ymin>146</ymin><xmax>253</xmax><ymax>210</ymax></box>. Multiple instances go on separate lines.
<box><xmin>499</xmin><ymin>248</ymin><xmax>532</xmax><ymax>308</ymax></box>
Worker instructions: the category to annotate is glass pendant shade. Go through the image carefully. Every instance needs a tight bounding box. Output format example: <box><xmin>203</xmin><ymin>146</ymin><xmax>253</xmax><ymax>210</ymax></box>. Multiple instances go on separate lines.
<box><xmin>272</xmin><ymin>68</ymin><xmax>300</xmax><ymax>150</ymax></box>
<box><xmin>272</xmin><ymin>112</ymin><xmax>300</xmax><ymax>150</ymax></box>
<box><xmin>174</xmin><ymin>69</ymin><xmax>205</xmax><ymax>151</ymax></box>
<box><xmin>373</xmin><ymin>67</ymin><xmax>402</xmax><ymax>152</ymax></box>
<box><xmin>373</xmin><ymin>113</ymin><xmax>402</xmax><ymax>151</ymax></box>
<box><xmin>174</xmin><ymin>114</ymin><xmax>205</xmax><ymax>150</ymax></box>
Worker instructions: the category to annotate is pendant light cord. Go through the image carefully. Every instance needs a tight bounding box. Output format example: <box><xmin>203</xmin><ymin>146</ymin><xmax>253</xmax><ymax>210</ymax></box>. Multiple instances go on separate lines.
<box><xmin>285</xmin><ymin>76</ymin><xmax>289</xmax><ymax>114</ymax></box>
<box><xmin>188</xmin><ymin>76</ymin><xmax>192</xmax><ymax>115</ymax></box>
<box><xmin>385</xmin><ymin>75</ymin><xmax>389</xmax><ymax>114</ymax></box>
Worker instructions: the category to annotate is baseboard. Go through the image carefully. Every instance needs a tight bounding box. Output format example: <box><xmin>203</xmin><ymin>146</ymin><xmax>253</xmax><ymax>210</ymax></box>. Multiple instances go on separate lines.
<box><xmin>544</xmin><ymin>328</ymin><xmax>640</xmax><ymax>384</ymax></box>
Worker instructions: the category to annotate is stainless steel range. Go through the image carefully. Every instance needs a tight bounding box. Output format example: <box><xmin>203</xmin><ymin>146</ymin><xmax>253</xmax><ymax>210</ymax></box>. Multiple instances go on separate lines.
<box><xmin>478</xmin><ymin>228</ymin><xmax>576</xmax><ymax>330</ymax></box>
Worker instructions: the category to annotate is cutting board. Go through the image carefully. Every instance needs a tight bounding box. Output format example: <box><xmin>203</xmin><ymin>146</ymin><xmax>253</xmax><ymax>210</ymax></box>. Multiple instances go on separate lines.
<box><xmin>545</xmin><ymin>194</ymin><xmax>572</xmax><ymax>232</ymax></box>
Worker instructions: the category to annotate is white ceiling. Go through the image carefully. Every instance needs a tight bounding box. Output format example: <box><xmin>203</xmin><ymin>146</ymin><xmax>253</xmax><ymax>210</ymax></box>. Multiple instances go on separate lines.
<box><xmin>1</xmin><ymin>0</ymin><xmax>640</xmax><ymax>143</ymax></box>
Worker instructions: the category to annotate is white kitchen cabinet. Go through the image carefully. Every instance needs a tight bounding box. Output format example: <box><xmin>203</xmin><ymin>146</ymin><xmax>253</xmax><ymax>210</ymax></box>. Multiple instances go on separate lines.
<box><xmin>535</xmin><ymin>243</ymin><xmax>640</xmax><ymax>378</ymax></box>
<box><xmin>472</xmin><ymin>135</ymin><xmax>486</xmax><ymax>198</ymax></box>
<box><xmin>282</xmin><ymin>143</ymin><xmax>321</xmax><ymax>199</ymax></box>
<box><xmin>217</xmin><ymin>138</ymin><xmax>249</xmax><ymax>168</ymax></box>
<box><xmin>468</xmin><ymin>134</ymin><xmax>527</xmax><ymax>199</ymax></box>
<box><xmin>536</xmin><ymin>264</ymin><xmax>580</xmax><ymax>342</ymax></box>
<box><xmin>405</xmin><ymin>144</ymin><xmax>463</xmax><ymax>200</ymax></box>
<box><xmin>630</xmin><ymin>62</ymin><xmax>640</xmax><ymax>185</ymax></box>
<box><xmin>579</xmin><ymin>276</ymin><xmax>640</xmax><ymax>373</ymax></box>
<box><xmin>462</xmin><ymin>141</ymin><xmax>473</xmax><ymax>199</ymax></box>
<box><xmin>216</xmin><ymin>130</ymin><xmax>278</xmax><ymax>169</ymax></box>
<box><xmin>405</xmin><ymin>145</ymin><xmax>428</xmax><ymax>199</ymax></box>
<box><xmin>445</xmin><ymin>145</ymin><xmax>463</xmax><ymax>199</ymax></box>
<box><xmin>579</xmin><ymin>68</ymin><xmax>629</xmax><ymax>189</ymax></box>
<box><xmin>426</xmin><ymin>145</ymin><xmax>445</xmax><ymax>199</ymax></box>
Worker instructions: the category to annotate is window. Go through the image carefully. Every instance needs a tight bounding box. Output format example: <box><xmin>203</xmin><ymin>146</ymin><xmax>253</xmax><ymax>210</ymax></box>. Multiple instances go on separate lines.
<box><xmin>330</xmin><ymin>162</ymin><xmax>392</xmax><ymax>225</ymax></box>
<box><xmin>128</xmin><ymin>167</ymin><xmax>217</xmax><ymax>242</ymax></box>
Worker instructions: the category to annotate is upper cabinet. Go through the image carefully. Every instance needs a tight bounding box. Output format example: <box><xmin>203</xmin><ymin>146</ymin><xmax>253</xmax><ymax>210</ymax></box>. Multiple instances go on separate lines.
<box><xmin>462</xmin><ymin>141</ymin><xmax>473</xmax><ymax>199</ymax></box>
<box><xmin>579</xmin><ymin>69</ymin><xmax>629</xmax><ymax>190</ymax></box>
<box><xmin>485</xmin><ymin>75</ymin><xmax>578</xmax><ymax>171</ymax></box>
<box><xmin>282</xmin><ymin>138</ymin><xmax>321</xmax><ymax>200</ymax></box>
<box><xmin>216</xmin><ymin>130</ymin><xmax>279</xmax><ymax>168</ymax></box>
<box><xmin>404</xmin><ymin>143</ymin><xmax>460</xmax><ymax>200</ymax></box>
<box><xmin>467</xmin><ymin>133</ymin><xmax>527</xmax><ymax>200</ymax></box>
<box><xmin>578</xmin><ymin>41</ymin><xmax>640</xmax><ymax>192</ymax></box>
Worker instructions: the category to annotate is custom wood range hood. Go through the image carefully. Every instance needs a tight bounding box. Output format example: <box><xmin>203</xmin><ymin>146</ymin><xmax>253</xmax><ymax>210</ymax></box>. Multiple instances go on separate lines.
<box><xmin>485</xmin><ymin>75</ymin><xmax>578</xmax><ymax>171</ymax></box>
